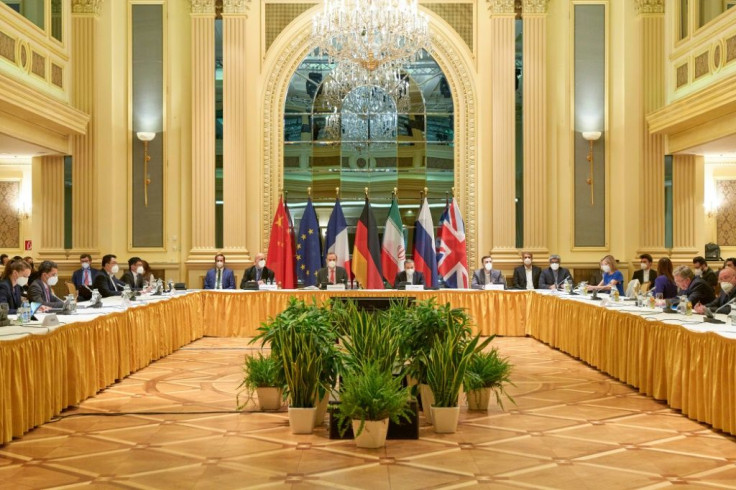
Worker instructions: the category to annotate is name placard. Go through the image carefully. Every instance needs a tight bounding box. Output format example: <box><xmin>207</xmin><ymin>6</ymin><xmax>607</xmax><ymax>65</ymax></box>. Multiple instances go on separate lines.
<box><xmin>484</xmin><ymin>284</ymin><xmax>505</xmax><ymax>291</ymax></box>
<box><xmin>259</xmin><ymin>284</ymin><xmax>278</xmax><ymax>291</ymax></box>
<box><xmin>405</xmin><ymin>285</ymin><xmax>425</xmax><ymax>291</ymax></box>
<box><xmin>326</xmin><ymin>284</ymin><xmax>346</xmax><ymax>291</ymax></box>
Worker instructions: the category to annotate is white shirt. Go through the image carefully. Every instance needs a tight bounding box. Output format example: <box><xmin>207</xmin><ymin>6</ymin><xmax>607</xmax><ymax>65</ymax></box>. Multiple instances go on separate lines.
<box><xmin>525</xmin><ymin>267</ymin><xmax>534</xmax><ymax>290</ymax></box>
<box><xmin>643</xmin><ymin>269</ymin><xmax>650</xmax><ymax>283</ymax></box>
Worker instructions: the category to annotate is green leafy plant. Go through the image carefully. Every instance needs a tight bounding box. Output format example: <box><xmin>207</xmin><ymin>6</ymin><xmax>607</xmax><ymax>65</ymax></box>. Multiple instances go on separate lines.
<box><xmin>463</xmin><ymin>347</ymin><xmax>515</xmax><ymax>410</ymax></box>
<box><xmin>276</xmin><ymin>327</ymin><xmax>323</xmax><ymax>408</ymax></box>
<box><xmin>236</xmin><ymin>353</ymin><xmax>284</xmax><ymax>410</ymax></box>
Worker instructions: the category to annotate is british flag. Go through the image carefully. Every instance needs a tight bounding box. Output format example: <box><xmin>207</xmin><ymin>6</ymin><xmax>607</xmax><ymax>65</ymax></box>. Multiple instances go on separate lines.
<box><xmin>436</xmin><ymin>198</ymin><xmax>469</xmax><ymax>289</ymax></box>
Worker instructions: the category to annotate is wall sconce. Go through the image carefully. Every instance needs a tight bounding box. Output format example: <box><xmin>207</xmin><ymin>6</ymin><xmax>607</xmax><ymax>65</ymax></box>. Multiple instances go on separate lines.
<box><xmin>136</xmin><ymin>132</ymin><xmax>156</xmax><ymax>207</ymax></box>
<box><xmin>16</xmin><ymin>198</ymin><xmax>31</xmax><ymax>221</ymax></box>
<box><xmin>582</xmin><ymin>131</ymin><xmax>602</xmax><ymax>206</ymax></box>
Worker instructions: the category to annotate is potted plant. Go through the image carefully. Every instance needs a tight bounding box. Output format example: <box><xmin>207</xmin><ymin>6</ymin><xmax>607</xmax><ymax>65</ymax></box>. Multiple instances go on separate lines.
<box><xmin>236</xmin><ymin>354</ymin><xmax>284</xmax><ymax>411</ymax></box>
<box><xmin>424</xmin><ymin>331</ymin><xmax>491</xmax><ymax>433</ymax></box>
<box><xmin>335</xmin><ymin>363</ymin><xmax>412</xmax><ymax>448</ymax></box>
<box><xmin>277</xmin><ymin>327</ymin><xmax>323</xmax><ymax>434</ymax></box>
<box><xmin>464</xmin><ymin>347</ymin><xmax>515</xmax><ymax>411</ymax></box>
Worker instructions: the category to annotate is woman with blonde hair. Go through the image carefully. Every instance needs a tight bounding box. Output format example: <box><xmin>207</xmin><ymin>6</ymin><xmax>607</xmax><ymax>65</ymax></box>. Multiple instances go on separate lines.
<box><xmin>588</xmin><ymin>254</ymin><xmax>624</xmax><ymax>296</ymax></box>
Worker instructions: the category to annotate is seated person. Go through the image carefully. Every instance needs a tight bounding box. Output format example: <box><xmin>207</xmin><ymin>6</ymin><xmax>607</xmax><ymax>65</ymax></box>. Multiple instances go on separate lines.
<box><xmin>695</xmin><ymin>267</ymin><xmax>736</xmax><ymax>314</ymax></box>
<box><xmin>394</xmin><ymin>259</ymin><xmax>425</xmax><ymax>288</ymax></box>
<box><xmin>652</xmin><ymin>257</ymin><xmax>678</xmax><ymax>299</ymax></box>
<box><xmin>538</xmin><ymin>255</ymin><xmax>573</xmax><ymax>290</ymax></box>
<box><xmin>29</xmin><ymin>261</ymin><xmax>64</xmax><ymax>308</ymax></box>
<box><xmin>471</xmin><ymin>256</ymin><xmax>507</xmax><ymax>290</ymax></box>
<box><xmin>241</xmin><ymin>252</ymin><xmax>275</xmax><ymax>288</ymax></box>
<box><xmin>72</xmin><ymin>254</ymin><xmax>99</xmax><ymax>290</ymax></box>
<box><xmin>724</xmin><ymin>257</ymin><xmax>736</xmax><ymax>271</ymax></box>
<box><xmin>0</xmin><ymin>254</ymin><xmax>8</xmax><ymax>266</ymax></box>
<box><xmin>204</xmin><ymin>253</ymin><xmax>236</xmax><ymax>290</ymax></box>
<box><xmin>121</xmin><ymin>256</ymin><xmax>146</xmax><ymax>290</ymax></box>
<box><xmin>692</xmin><ymin>256</ymin><xmax>718</xmax><ymax>289</ymax></box>
<box><xmin>92</xmin><ymin>254</ymin><xmax>126</xmax><ymax>297</ymax></box>
<box><xmin>673</xmin><ymin>265</ymin><xmax>715</xmax><ymax>307</ymax></box>
<box><xmin>25</xmin><ymin>256</ymin><xmax>40</xmax><ymax>285</ymax></box>
<box><xmin>141</xmin><ymin>260</ymin><xmax>155</xmax><ymax>286</ymax></box>
<box><xmin>0</xmin><ymin>259</ymin><xmax>31</xmax><ymax>314</ymax></box>
<box><xmin>512</xmin><ymin>251</ymin><xmax>541</xmax><ymax>290</ymax></box>
<box><xmin>588</xmin><ymin>255</ymin><xmax>624</xmax><ymax>296</ymax></box>
<box><xmin>632</xmin><ymin>253</ymin><xmax>658</xmax><ymax>290</ymax></box>
<box><xmin>316</xmin><ymin>252</ymin><xmax>348</xmax><ymax>288</ymax></box>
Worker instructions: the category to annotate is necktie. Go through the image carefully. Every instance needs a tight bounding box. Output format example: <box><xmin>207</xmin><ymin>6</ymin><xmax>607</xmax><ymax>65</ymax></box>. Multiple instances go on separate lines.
<box><xmin>256</xmin><ymin>268</ymin><xmax>261</xmax><ymax>281</ymax></box>
<box><xmin>330</xmin><ymin>269</ymin><xmax>335</xmax><ymax>284</ymax></box>
<box><xmin>553</xmin><ymin>271</ymin><xmax>558</xmax><ymax>285</ymax></box>
<box><xmin>216</xmin><ymin>269</ymin><xmax>222</xmax><ymax>289</ymax></box>
<box><xmin>45</xmin><ymin>284</ymin><xmax>50</xmax><ymax>302</ymax></box>
<box><xmin>110</xmin><ymin>275</ymin><xmax>117</xmax><ymax>291</ymax></box>
<box><xmin>84</xmin><ymin>270</ymin><xmax>90</xmax><ymax>285</ymax></box>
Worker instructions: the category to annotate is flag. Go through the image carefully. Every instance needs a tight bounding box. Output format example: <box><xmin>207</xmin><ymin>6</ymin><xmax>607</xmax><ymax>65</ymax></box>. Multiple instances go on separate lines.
<box><xmin>437</xmin><ymin>198</ymin><xmax>469</xmax><ymax>288</ymax></box>
<box><xmin>324</xmin><ymin>198</ymin><xmax>351</xmax><ymax>280</ymax></box>
<box><xmin>413</xmin><ymin>197</ymin><xmax>438</xmax><ymax>288</ymax></box>
<box><xmin>266</xmin><ymin>197</ymin><xmax>296</xmax><ymax>289</ymax></box>
<box><xmin>296</xmin><ymin>198</ymin><xmax>322</xmax><ymax>286</ymax></box>
<box><xmin>381</xmin><ymin>196</ymin><xmax>405</xmax><ymax>287</ymax></box>
<box><xmin>352</xmin><ymin>197</ymin><xmax>384</xmax><ymax>289</ymax></box>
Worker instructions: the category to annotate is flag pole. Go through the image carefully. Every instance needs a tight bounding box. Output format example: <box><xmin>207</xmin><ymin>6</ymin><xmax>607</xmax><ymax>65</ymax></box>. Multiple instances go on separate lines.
<box><xmin>364</xmin><ymin>187</ymin><xmax>369</xmax><ymax>200</ymax></box>
<box><xmin>284</xmin><ymin>190</ymin><xmax>288</xmax><ymax>204</ymax></box>
<box><xmin>307</xmin><ymin>187</ymin><xmax>312</xmax><ymax>198</ymax></box>
<box><xmin>336</xmin><ymin>187</ymin><xmax>340</xmax><ymax>199</ymax></box>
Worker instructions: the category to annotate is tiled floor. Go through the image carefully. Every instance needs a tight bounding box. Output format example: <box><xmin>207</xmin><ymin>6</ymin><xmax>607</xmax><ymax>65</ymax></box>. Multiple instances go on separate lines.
<box><xmin>1</xmin><ymin>337</ymin><xmax>736</xmax><ymax>489</ymax></box>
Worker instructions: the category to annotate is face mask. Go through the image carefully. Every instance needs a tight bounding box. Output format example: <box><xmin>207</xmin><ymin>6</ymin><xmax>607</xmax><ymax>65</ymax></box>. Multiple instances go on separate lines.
<box><xmin>47</xmin><ymin>276</ymin><xmax>59</xmax><ymax>286</ymax></box>
<box><xmin>484</xmin><ymin>262</ymin><xmax>493</xmax><ymax>271</ymax></box>
<box><xmin>258</xmin><ymin>260</ymin><xmax>266</xmax><ymax>269</ymax></box>
<box><xmin>601</xmin><ymin>264</ymin><xmax>611</xmax><ymax>273</ymax></box>
<box><xmin>694</xmin><ymin>268</ymin><xmax>703</xmax><ymax>277</ymax></box>
<box><xmin>111</xmin><ymin>264</ymin><xmax>119</xmax><ymax>274</ymax></box>
<box><xmin>216</xmin><ymin>261</ymin><xmax>224</xmax><ymax>269</ymax></box>
<box><xmin>640</xmin><ymin>262</ymin><xmax>648</xmax><ymax>270</ymax></box>
<box><xmin>550</xmin><ymin>263</ymin><xmax>560</xmax><ymax>271</ymax></box>
<box><xmin>721</xmin><ymin>282</ymin><xmax>734</xmax><ymax>294</ymax></box>
<box><xmin>82</xmin><ymin>262</ymin><xmax>90</xmax><ymax>270</ymax></box>
<box><xmin>136</xmin><ymin>266</ymin><xmax>145</xmax><ymax>275</ymax></box>
<box><xmin>16</xmin><ymin>276</ymin><xmax>28</xmax><ymax>287</ymax></box>
<box><xmin>524</xmin><ymin>258</ymin><xmax>532</xmax><ymax>266</ymax></box>
<box><xmin>406</xmin><ymin>269</ymin><xmax>414</xmax><ymax>276</ymax></box>
<box><xmin>328</xmin><ymin>260</ymin><xmax>336</xmax><ymax>269</ymax></box>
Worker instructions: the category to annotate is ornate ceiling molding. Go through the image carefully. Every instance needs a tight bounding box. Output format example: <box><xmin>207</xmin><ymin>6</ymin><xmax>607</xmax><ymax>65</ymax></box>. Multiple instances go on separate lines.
<box><xmin>223</xmin><ymin>0</ymin><xmax>251</xmax><ymax>15</ymax></box>
<box><xmin>71</xmin><ymin>0</ymin><xmax>102</xmax><ymax>16</ymax></box>
<box><xmin>487</xmin><ymin>0</ymin><xmax>515</xmax><ymax>16</ymax></box>
<box><xmin>635</xmin><ymin>0</ymin><xmax>665</xmax><ymax>14</ymax></box>
<box><xmin>190</xmin><ymin>0</ymin><xmax>216</xmax><ymax>15</ymax></box>
<box><xmin>522</xmin><ymin>0</ymin><xmax>550</xmax><ymax>15</ymax></box>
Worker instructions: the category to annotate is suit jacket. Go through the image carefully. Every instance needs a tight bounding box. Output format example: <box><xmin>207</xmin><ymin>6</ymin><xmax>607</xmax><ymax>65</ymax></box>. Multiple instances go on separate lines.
<box><xmin>394</xmin><ymin>270</ymin><xmax>425</xmax><ymax>287</ymax></box>
<box><xmin>72</xmin><ymin>267</ymin><xmax>99</xmax><ymax>289</ymax></box>
<box><xmin>316</xmin><ymin>266</ymin><xmax>348</xmax><ymax>288</ymax></box>
<box><xmin>28</xmin><ymin>278</ymin><xmax>64</xmax><ymax>308</ymax></box>
<box><xmin>92</xmin><ymin>271</ymin><xmax>125</xmax><ymax>297</ymax></box>
<box><xmin>632</xmin><ymin>269</ymin><xmax>658</xmax><ymax>285</ymax></box>
<box><xmin>705</xmin><ymin>287</ymin><xmax>736</xmax><ymax>314</ymax></box>
<box><xmin>121</xmin><ymin>270</ymin><xmax>145</xmax><ymax>290</ymax></box>
<box><xmin>701</xmin><ymin>268</ymin><xmax>718</xmax><ymax>289</ymax></box>
<box><xmin>0</xmin><ymin>278</ymin><xmax>23</xmax><ymax>314</ymax></box>
<box><xmin>204</xmin><ymin>267</ymin><xmax>236</xmax><ymax>290</ymax></box>
<box><xmin>512</xmin><ymin>265</ymin><xmax>542</xmax><ymax>290</ymax></box>
<box><xmin>471</xmin><ymin>269</ymin><xmax>507</xmax><ymax>290</ymax></box>
<box><xmin>538</xmin><ymin>267</ymin><xmax>573</xmax><ymax>290</ymax></box>
<box><xmin>681</xmin><ymin>277</ymin><xmax>716</xmax><ymax>306</ymax></box>
<box><xmin>241</xmin><ymin>265</ymin><xmax>275</xmax><ymax>288</ymax></box>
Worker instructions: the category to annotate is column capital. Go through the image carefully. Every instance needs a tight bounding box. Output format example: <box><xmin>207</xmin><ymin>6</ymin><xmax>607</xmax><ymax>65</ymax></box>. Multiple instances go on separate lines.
<box><xmin>487</xmin><ymin>0</ymin><xmax>515</xmax><ymax>16</ymax></box>
<box><xmin>222</xmin><ymin>0</ymin><xmax>251</xmax><ymax>15</ymax></box>
<box><xmin>634</xmin><ymin>0</ymin><xmax>664</xmax><ymax>15</ymax></box>
<box><xmin>522</xmin><ymin>0</ymin><xmax>550</xmax><ymax>15</ymax></box>
<box><xmin>190</xmin><ymin>0</ymin><xmax>216</xmax><ymax>15</ymax></box>
<box><xmin>71</xmin><ymin>0</ymin><xmax>102</xmax><ymax>16</ymax></box>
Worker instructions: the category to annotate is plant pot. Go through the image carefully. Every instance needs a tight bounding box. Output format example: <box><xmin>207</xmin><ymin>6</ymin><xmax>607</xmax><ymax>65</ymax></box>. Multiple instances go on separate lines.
<box><xmin>256</xmin><ymin>387</ymin><xmax>283</xmax><ymax>411</ymax></box>
<box><xmin>419</xmin><ymin>384</ymin><xmax>435</xmax><ymax>423</ymax></box>
<box><xmin>466</xmin><ymin>387</ymin><xmax>491</xmax><ymax>411</ymax></box>
<box><xmin>329</xmin><ymin>400</ymin><xmax>420</xmax><ymax>440</ymax></box>
<box><xmin>431</xmin><ymin>406</ymin><xmax>460</xmax><ymax>434</ymax></box>
<box><xmin>313</xmin><ymin>391</ymin><xmax>330</xmax><ymax>427</ymax></box>
<box><xmin>288</xmin><ymin>406</ymin><xmax>316</xmax><ymax>434</ymax></box>
<box><xmin>352</xmin><ymin>419</ymin><xmax>389</xmax><ymax>449</ymax></box>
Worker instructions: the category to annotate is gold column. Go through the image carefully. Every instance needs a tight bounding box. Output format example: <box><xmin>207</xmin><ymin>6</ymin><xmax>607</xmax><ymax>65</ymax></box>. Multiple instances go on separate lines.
<box><xmin>221</xmin><ymin>1</ymin><xmax>250</xmax><ymax>262</ymax></box>
<box><xmin>36</xmin><ymin>156</ymin><xmax>65</xmax><ymax>255</ymax></box>
<box><xmin>71</xmin><ymin>0</ymin><xmax>102</xmax><ymax>255</ymax></box>
<box><xmin>636</xmin><ymin>0</ymin><xmax>667</xmax><ymax>256</ymax></box>
<box><xmin>671</xmin><ymin>154</ymin><xmax>703</xmax><ymax>260</ymax></box>
<box><xmin>522</xmin><ymin>0</ymin><xmax>549</xmax><ymax>257</ymax></box>
<box><xmin>187</xmin><ymin>0</ymin><xmax>217</xmax><ymax>262</ymax></box>
<box><xmin>489</xmin><ymin>1</ymin><xmax>518</xmax><ymax>260</ymax></box>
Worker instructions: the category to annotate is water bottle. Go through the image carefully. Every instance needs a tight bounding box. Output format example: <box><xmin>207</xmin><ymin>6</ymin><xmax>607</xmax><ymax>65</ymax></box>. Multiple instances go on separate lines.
<box><xmin>20</xmin><ymin>299</ymin><xmax>30</xmax><ymax>324</ymax></box>
<box><xmin>686</xmin><ymin>300</ymin><xmax>693</xmax><ymax>316</ymax></box>
<box><xmin>611</xmin><ymin>288</ymin><xmax>619</xmax><ymax>302</ymax></box>
<box><xmin>648</xmin><ymin>293</ymin><xmax>656</xmax><ymax>309</ymax></box>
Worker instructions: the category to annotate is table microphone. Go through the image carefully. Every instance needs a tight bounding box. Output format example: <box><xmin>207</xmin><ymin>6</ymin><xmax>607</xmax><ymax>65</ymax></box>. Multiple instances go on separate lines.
<box><xmin>714</xmin><ymin>296</ymin><xmax>736</xmax><ymax>314</ymax></box>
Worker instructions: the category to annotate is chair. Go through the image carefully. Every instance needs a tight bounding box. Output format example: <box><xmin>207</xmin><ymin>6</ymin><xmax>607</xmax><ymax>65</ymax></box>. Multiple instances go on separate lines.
<box><xmin>66</xmin><ymin>281</ymin><xmax>77</xmax><ymax>297</ymax></box>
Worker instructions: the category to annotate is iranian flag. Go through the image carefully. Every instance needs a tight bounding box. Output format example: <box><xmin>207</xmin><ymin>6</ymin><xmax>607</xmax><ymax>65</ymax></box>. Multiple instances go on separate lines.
<box><xmin>381</xmin><ymin>196</ymin><xmax>406</xmax><ymax>287</ymax></box>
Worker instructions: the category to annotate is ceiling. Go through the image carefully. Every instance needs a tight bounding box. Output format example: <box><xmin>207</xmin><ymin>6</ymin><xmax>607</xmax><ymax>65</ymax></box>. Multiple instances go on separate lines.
<box><xmin>0</xmin><ymin>133</ymin><xmax>57</xmax><ymax>159</ymax></box>
<box><xmin>678</xmin><ymin>132</ymin><xmax>736</xmax><ymax>159</ymax></box>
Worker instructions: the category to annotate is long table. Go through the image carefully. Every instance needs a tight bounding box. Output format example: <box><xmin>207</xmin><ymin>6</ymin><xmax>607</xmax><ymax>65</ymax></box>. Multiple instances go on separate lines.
<box><xmin>1</xmin><ymin>289</ymin><xmax>735</xmax><ymax>444</ymax></box>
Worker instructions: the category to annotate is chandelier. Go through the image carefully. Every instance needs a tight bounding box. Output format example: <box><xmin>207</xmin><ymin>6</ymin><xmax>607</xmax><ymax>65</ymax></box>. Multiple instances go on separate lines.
<box><xmin>326</xmin><ymin>85</ymin><xmax>398</xmax><ymax>153</ymax></box>
<box><xmin>320</xmin><ymin>61</ymin><xmax>411</xmax><ymax>113</ymax></box>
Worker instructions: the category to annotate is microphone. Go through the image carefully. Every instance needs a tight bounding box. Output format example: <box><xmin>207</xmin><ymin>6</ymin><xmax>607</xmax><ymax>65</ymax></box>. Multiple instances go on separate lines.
<box><xmin>715</xmin><ymin>295</ymin><xmax>736</xmax><ymax>314</ymax></box>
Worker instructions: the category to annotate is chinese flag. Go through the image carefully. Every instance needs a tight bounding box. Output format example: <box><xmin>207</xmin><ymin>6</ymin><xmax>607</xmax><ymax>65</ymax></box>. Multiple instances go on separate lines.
<box><xmin>266</xmin><ymin>197</ymin><xmax>296</xmax><ymax>289</ymax></box>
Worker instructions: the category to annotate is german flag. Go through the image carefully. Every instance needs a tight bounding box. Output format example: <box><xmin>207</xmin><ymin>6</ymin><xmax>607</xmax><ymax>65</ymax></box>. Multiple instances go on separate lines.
<box><xmin>352</xmin><ymin>197</ymin><xmax>384</xmax><ymax>289</ymax></box>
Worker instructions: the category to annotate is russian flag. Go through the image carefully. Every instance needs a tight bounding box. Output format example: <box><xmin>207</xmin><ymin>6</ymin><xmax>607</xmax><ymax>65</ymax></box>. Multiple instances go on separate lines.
<box><xmin>413</xmin><ymin>197</ymin><xmax>438</xmax><ymax>288</ymax></box>
<box><xmin>324</xmin><ymin>198</ymin><xmax>351</xmax><ymax>279</ymax></box>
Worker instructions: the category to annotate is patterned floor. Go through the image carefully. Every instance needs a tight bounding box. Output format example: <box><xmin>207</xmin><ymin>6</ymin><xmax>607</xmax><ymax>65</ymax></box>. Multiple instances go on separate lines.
<box><xmin>1</xmin><ymin>337</ymin><xmax>735</xmax><ymax>489</ymax></box>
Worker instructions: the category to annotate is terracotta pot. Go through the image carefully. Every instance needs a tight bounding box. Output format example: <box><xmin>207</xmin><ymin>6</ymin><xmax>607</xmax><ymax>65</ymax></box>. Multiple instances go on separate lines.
<box><xmin>466</xmin><ymin>387</ymin><xmax>491</xmax><ymax>411</ymax></box>
<box><xmin>352</xmin><ymin>418</ymin><xmax>389</xmax><ymax>449</ymax></box>
<box><xmin>288</xmin><ymin>406</ymin><xmax>316</xmax><ymax>434</ymax></box>
<box><xmin>313</xmin><ymin>391</ymin><xmax>330</xmax><ymax>427</ymax></box>
<box><xmin>256</xmin><ymin>387</ymin><xmax>283</xmax><ymax>411</ymax></box>
<box><xmin>419</xmin><ymin>384</ymin><xmax>435</xmax><ymax>423</ymax></box>
<box><xmin>430</xmin><ymin>406</ymin><xmax>460</xmax><ymax>434</ymax></box>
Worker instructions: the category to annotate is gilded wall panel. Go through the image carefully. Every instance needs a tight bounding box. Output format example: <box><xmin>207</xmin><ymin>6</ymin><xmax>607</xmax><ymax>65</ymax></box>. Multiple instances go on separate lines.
<box><xmin>694</xmin><ymin>51</ymin><xmax>709</xmax><ymax>79</ymax></box>
<box><xmin>424</xmin><ymin>3</ymin><xmax>474</xmax><ymax>54</ymax></box>
<box><xmin>717</xmin><ymin>180</ymin><xmax>736</xmax><ymax>246</ymax></box>
<box><xmin>31</xmin><ymin>52</ymin><xmax>45</xmax><ymax>78</ymax></box>
<box><xmin>0</xmin><ymin>31</ymin><xmax>15</xmax><ymax>62</ymax></box>
<box><xmin>51</xmin><ymin>63</ymin><xmax>62</xmax><ymax>87</ymax></box>
<box><xmin>676</xmin><ymin>62</ymin><xmax>688</xmax><ymax>87</ymax></box>
<box><xmin>0</xmin><ymin>182</ymin><xmax>20</xmax><ymax>249</ymax></box>
<box><xmin>264</xmin><ymin>3</ymin><xmax>315</xmax><ymax>53</ymax></box>
<box><xmin>727</xmin><ymin>35</ymin><xmax>736</xmax><ymax>63</ymax></box>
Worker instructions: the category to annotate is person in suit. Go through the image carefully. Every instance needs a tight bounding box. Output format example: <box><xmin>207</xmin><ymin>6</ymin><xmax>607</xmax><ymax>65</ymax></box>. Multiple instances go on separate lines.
<box><xmin>512</xmin><ymin>252</ymin><xmax>541</xmax><ymax>290</ymax></box>
<box><xmin>724</xmin><ymin>257</ymin><xmax>736</xmax><ymax>271</ymax></box>
<box><xmin>204</xmin><ymin>253</ymin><xmax>236</xmax><ymax>290</ymax></box>
<box><xmin>674</xmin><ymin>265</ymin><xmax>715</xmax><ymax>307</ymax></box>
<box><xmin>72</xmin><ymin>254</ymin><xmax>99</xmax><ymax>291</ymax></box>
<box><xmin>28</xmin><ymin>260</ymin><xmax>64</xmax><ymax>308</ymax></box>
<box><xmin>92</xmin><ymin>254</ymin><xmax>125</xmax><ymax>297</ymax></box>
<box><xmin>538</xmin><ymin>255</ymin><xmax>573</xmax><ymax>290</ymax></box>
<box><xmin>471</xmin><ymin>256</ymin><xmax>507</xmax><ymax>290</ymax></box>
<box><xmin>316</xmin><ymin>252</ymin><xmax>348</xmax><ymax>288</ymax></box>
<box><xmin>393</xmin><ymin>259</ymin><xmax>425</xmax><ymax>288</ymax></box>
<box><xmin>0</xmin><ymin>259</ymin><xmax>31</xmax><ymax>314</ymax></box>
<box><xmin>121</xmin><ymin>256</ymin><xmax>146</xmax><ymax>290</ymax></box>
<box><xmin>632</xmin><ymin>253</ymin><xmax>658</xmax><ymax>291</ymax></box>
<box><xmin>695</xmin><ymin>267</ymin><xmax>736</xmax><ymax>314</ymax></box>
<box><xmin>693</xmin><ymin>256</ymin><xmax>718</xmax><ymax>289</ymax></box>
<box><xmin>241</xmin><ymin>252</ymin><xmax>275</xmax><ymax>288</ymax></box>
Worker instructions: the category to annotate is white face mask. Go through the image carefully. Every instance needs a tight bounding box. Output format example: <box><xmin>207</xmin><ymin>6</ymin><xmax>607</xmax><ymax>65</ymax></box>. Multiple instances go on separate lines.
<box><xmin>524</xmin><ymin>258</ymin><xmax>532</xmax><ymax>266</ymax></box>
<box><xmin>47</xmin><ymin>275</ymin><xmax>59</xmax><ymax>287</ymax></box>
<box><xmin>216</xmin><ymin>261</ymin><xmax>224</xmax><ymax>269</ymax></box>
<box><xmin>328</xmin><ymin>260</ymin><xmax>336</xmax><ymax>269</ymax></box>
<box><xmin>257</xmin><ymin>260</ymin><xmax>266</xmax><ymax>269</ymax></box>
<box><xmin>136</xmin><ymin>266</ymin><xmax>145</xmax><ymax>275</ymax></box>
<box><xmin>16</xmin><ymin>276</ymin><xmax>28</xmax><ymax>287</ymax></box>
<box><xmin>694</xmin><ymin>268</ymin><xmax>703</xmax><ymax>277</ymax></box>
<box><xmin>721</xmin><ymin>282</ymin><xmax>734</xmax><ymax>294</ymax></box>
<box><xmin>111</xmin><ymin>264</ymin><xmax>119</xmax><ymax>274</ymax></box>
<box><xmin>601</xmin><ymin>264</ymin><xmax>611</xmax><ymax>273</ymax></box>
<box><xmin>640</xmin><ymin>262</ymin><xmax>649</xmax><ymax>270</ymax></box>
<box><xmin>550</xmin><ymin>263</ymin><xmax>560</xmax><ymax>271</ymax></box>
<box><xmin>406</xmin><ymin>269</ymin><xmax>414</xmax><ymax>277</ymax></box>
<box><xmin>81</xmin><ymin>262</ymin><xmax>90</xmax><ymax>270</ymax></box>
<box><xmin>484</xmin><ymin>262</ymin><xmax>493</xmax><ymax>271</ymax></box>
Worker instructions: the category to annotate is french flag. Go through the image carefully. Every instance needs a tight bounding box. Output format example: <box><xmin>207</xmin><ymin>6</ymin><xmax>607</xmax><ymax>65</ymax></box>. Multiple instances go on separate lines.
<box><xmin>413</xmin><ymin>197</ymin><xmax>438</xmax><ymax>288</ymax></box>
<box><xmin>324</xmin><ymin>198</ymin><xmax>351</xmax><ymax>279</ymax></box>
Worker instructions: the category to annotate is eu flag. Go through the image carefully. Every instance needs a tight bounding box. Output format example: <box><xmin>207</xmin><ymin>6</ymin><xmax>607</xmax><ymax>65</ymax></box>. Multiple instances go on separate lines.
<box><xmin>296</xmin><ymin>198</ymin><xmax>322</xmax><ymax>286</ymax></box>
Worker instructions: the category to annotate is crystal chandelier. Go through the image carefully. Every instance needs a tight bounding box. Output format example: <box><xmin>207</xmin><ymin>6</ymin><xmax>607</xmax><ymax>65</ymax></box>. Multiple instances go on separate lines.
<box><xmin>329</xmin><ymin>85</ymin><xmax>398</xmax><ymax>154</ymax></box>
<box><xmin>321</xmin><ymin>61</ymin><xmax>410</xmax><ymax>113</ymax></box>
